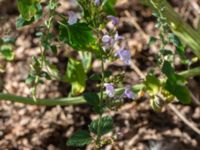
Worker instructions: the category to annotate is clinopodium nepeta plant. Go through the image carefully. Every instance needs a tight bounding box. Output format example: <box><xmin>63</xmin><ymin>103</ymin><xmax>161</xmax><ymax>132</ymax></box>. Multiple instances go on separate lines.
<box><xmin>0</xmin><ymin>0</ymin><xmax>200</xmax><ymax>149</ymax></box>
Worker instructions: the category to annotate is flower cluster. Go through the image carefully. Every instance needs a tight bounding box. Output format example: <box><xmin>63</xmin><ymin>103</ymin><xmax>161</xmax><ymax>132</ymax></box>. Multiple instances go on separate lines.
<box><xmin>104</xmin><ymin>84</ymin><xmax>135</xmax><ymax>99</ymax></box>
<box><xmin>101</xmin><ymin>15</ymin><xmax>134</xmax><ymax>99</ymax></box>
<box><xmin>66</xmin><ymin>1</ymin><xmax>134</xmax><ymax>100</ymax></box>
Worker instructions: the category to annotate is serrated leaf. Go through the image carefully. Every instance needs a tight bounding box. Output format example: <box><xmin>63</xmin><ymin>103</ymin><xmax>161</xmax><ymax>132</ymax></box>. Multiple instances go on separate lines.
<box><xmin>89</xmin><ymin>116</ymin><xmax>113</xmax><ymax>136</ymax></box>
<box><xmin>102</xmin><ymin>0</ymin><xmax>117</xmax><ymax>15</ymax></box>
<box><xmin>0</xmin><ymin>45</ymin><xmax>14</xmax><ymax>61</ymax></box>
<box><xmin>17</xmin><ymin>1</ymin><xmax>42</xmax><ymax>27</ymax></box>
<box><xmin>59</xmin><ymin>22</ymin><xmax>100</xmax><ymax>54</ymax></box>
<box><xmin>64</xmin><ymin>58</ymin><xmax>86</xmax><ymax>95</ymax></box>
<box><xmin>67</xmin><ymin>130</ymin><xmax>92</xmax><ymax>147</ymax></box>
<box><xmin>17</xmin><ymin>0</ymin><xmax>38</xmax><ymax>21</ymax></box>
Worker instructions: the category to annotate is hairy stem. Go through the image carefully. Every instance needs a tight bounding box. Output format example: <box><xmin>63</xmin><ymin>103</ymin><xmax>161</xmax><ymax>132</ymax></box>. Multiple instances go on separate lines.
<box><xmin>141</xmin><ymin>0</ymin><xmax>200</xmax><ymax>59</ymax></box>
<box><xmin>96</xmin><ymin>58</ymin><xmax>105</xmax><ymax>147</ymax></box>
<box><xmin>179</xmin><ymin>67</ymin><xmax>200</xmax><ymax>79</ymax></box>
<box><xmin>0</xmin><ymin>66</ymin><xmax>199</xmax><ymax>106</ymax></box>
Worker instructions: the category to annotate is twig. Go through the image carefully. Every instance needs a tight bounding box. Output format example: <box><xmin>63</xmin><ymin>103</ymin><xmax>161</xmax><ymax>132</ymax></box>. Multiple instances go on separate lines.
<box><xmin>123</xmin><ymin>11</ymin><xmax>149</xmax><ymax>40</ymax></box>
<box><xmin>168</xmin><ymin>103</ymin><xmax>200</xmax><ymax>135</ymax></box>
<box><xmin>190</xmin><ymin>91</ymin><xmax>200</xmax><ymax>106</ymax></box>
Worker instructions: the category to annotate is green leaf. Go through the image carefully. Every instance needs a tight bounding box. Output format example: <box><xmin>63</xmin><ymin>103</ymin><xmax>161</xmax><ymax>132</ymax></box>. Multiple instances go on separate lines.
<box><xmin>162</xmin><ymin>61</ymin><xmax>191</xmax><ymax>104</ymax></box>
<box><xmin>25</xmin><ymin>74</ymin><xmax>35</xmax><ymax>84</ymax></box>
<box><xmin>40</xmin><ymin>71</ymin><xmax>51</xmax><ymax>80</ymax></box>
<box><xmin>83</xmin><ymin>92</ymin><xmax>99</xmax><ymax>106</ymax></box>
<box><xmin>89</xmin><ymin>71</ymin><xmax>112</xmax><ymax>81</ymax></box>
<box><xmin>59</xmin><ymin>22</ymin><xmax>100</xmax><ymax>53</ymax></box>
<box><xmin>64</xmin><ymin>58</ymin><xmax>86</xmax><ymax>95</ymax></box>
<box><xmin>17</xmin><ymin>0</ymin><xmax>39</xmax><ymax>21</ymax></box>
<box><xmin>168</xmin><ymin>33</ymin><xmax>186</xmax><ymax>61</ymax></box>
<box><xmin>164</xmin><ymin>79</ymin><xmax>191</xmax><ymax>104</ymax></box>
<box><xmin>102</xmin><ymin>0</ymin><xmax>117</xmax><ymax>15</ymax></box>
<box><xmin>34</xmin><ymin>3</ymin><xmax>43</xmax><ymax>20</ymax></box>
<box><xmin>89</xmin><ymin>116</ymin><xmax>113</xmax><ymax>136</ymax></box>
<box><xmin>77</xmin><ymin>0</ymin><xmax>91</xmax><ymax>18</ymax></box>
<box><xmin>50</xmin><ymin>45</ymin><xmax>57</xmax><ymax>55</ymax></box>
<box><xmin>144</xmin><ymin>74</ymin><xmax>161</xmax><ymax>96</ymax></box>
<box><xmin>0</xmin><ymin>45</ymin><xmax>14</xmax><ymax>61</ymax></box>
<box><xmin>17</xmin><ymin>0</ymin><xmax>42</xmax><ymax>28</ymax></box>
<box><xmin>67</xmin><ymin>130</ymin><xmax>92</xmax><ymax>147</ymax></box>
<box><xmin>2</xmin><ymin>37</ymin><xmax>16</xmax><ymax>44</ymax></box>
<box><xmin>168</xmin><ymin>33</ymin><xmax>181</xmax><ymax>47</ymax></box>
<box><xmin>148</xmin><ymin>36</ymin><xmax>157</xmax><ymax>45</ymax></box>
<box><xmin>161</xmin><ymin>61</ymin><xmax>175</xmax><ymax>80</ymax></box>
<box><xmin>16</xmin><ymin>15</ymin><xmax>35</xmax><ymax>28</ymax></box>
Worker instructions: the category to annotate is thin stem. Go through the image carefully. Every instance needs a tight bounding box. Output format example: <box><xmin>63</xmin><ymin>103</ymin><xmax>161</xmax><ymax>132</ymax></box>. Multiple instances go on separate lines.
<box><xmin>96</xmin><ymin>57</ymin><xmax>105</xmax><ymax>147</ymax></box>
<box><xmin>0</xmin><ymin>84</ymin><xmax>144</xmax><ymax>106</ymax></box>
<box><xmin>179</xmin><ymin>67</ymin><xmax>200</xmax><ymax>79</ymax></box>
<box><xmin>142</xmin><ymin>0</ymin><xmax>200</xmax><ymax>59</ymax></box>
<box><xmin>0</xmin><ymin>66</ymin><xmax>200</xmax><ymax>106</ymax></box>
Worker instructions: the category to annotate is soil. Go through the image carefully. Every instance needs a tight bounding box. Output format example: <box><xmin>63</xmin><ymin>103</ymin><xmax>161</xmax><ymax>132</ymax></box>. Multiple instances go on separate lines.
<box><xmin>0</xmin><ymin>0</ymin><xmax>200</xmax><ymax>150</ymax></box>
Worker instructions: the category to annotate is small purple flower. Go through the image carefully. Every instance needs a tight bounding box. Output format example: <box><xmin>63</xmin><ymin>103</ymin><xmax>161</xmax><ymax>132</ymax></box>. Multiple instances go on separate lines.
<box><xmin>114</xmin><ymin>32</ymin><xmax>124</xmax><ymax>41</ymax></box>
<box><xmin>67</xmin><ymin>11</ymin><xmax>78</xmax><ymax>25</ymax></box>
<box><xmin>115</xmin><ymin>48</ymin><xmax>131</xmax><ymax>65</ymax></box>
<box><xmin>124</xmin><ymin>86</ymin><xmax>135</xmax><ymax>99</ymax></box>
<box><xmin>102</xmin><ymin>34</ymin><xmax>114</xmax><ymax>51</ymax></box>
<box><xmin>94</xmin><ymin>0</ymin><xmax>101</xmax><ymax>6</ymax></box>
<box><xmin>107</xmin><ymin>15</ymin><xmax>119</xmax><ymax>26</ymax></box>
<box><xmin>102</xmin><ymin>35</ymin><xmax>112</xmax><ymax>44</ymax></box>
<box><xmin>104</xmin><ymin>83</ymin><xmax>115</xmax><ymax>97</ymax></box>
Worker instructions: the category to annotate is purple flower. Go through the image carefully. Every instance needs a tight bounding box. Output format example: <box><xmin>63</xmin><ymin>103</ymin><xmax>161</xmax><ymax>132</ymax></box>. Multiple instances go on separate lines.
<box><xmin>67</xmin><ymin>11</ymin><xmax>78</xmax><ymax>25</ymax></box>
<box><xmin>102</xmin><ymin>35</ymin><xmax>112</xmax><ymax>44</ymax></box>
<box><xmin>107</xmin><ymin>15</ymin><xmax>119</xmax><ymax>26</ymax></box>
<box><xmin>115</xmin><ymin>48</ymin><xmax>131</xmax><ymax>65</ymax></box>
<box><xmin>102</xmin><ymin>34</ymin><xmax>114</xmax><ymax>51</ymax></box>
<box><xmin>123</xmin><ymin>86</ymin><xmax>135</xmax><ymax>99</ymax></box>
<box><xmin>94</xmin><ymin>0</ymin><xmax>101</xmax><ymax>6</ymax></box>
<box><xmin>104</xmin><ymin>83</ymin><xmax>115</xmax><ymax>97</ymax></box>
<box><xmin>114</xmin><ymin>32</ymin><xmax>124</xmax><ymax>41</ymax></box>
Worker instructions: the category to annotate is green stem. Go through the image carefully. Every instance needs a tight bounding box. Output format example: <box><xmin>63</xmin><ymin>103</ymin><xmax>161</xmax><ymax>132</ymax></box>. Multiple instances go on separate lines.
<box><xmin>0</xmin><ymin>65</ymin><xmax>199</xmax><ymax>106</ymax></box>
<box><xmin>96</xmin><ymin>58</ymin><xmax>105</xmax><ymax>147</ymax></box>
<box><xmin>142</xmin><ymin>0</ymin><xmax>200</xmax><ymax>59</ymax></box>
<box><xmin>0</xmin><ymin>84</ymin><xmax>143</xmax><ymax>106</ymax></box>
<box><xmin>0</xmin><ymin>66</ymin><xmax>199</xmax><ymax>106</ymax></box>
<box><xmin>179</xmin><ymin>67</ymin><xmax>200</xmax><ymax>79</ymax></box>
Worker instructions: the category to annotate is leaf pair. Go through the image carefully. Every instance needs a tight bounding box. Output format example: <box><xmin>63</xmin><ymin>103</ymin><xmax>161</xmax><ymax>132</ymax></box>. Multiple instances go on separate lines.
<box><xmin>67</xmin><ymin>116</ymin><xmax>113</xmax><ymax>147</ymax></box>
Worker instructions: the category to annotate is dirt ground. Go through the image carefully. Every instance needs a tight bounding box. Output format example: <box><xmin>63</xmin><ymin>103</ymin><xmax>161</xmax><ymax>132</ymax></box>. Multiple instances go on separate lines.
<box><xmin>0</xmin><ymin>0</ymin><xmax>200</xmax><ymax>149</ymax></box>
